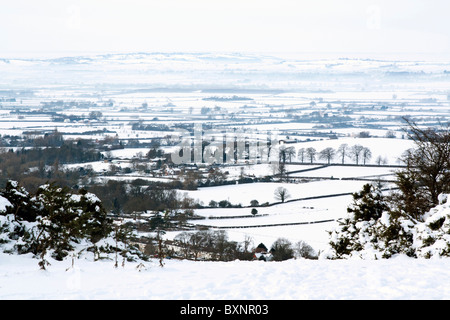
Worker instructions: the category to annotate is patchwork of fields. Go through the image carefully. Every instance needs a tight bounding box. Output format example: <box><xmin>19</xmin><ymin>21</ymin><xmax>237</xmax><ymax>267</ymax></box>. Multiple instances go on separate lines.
<box><xmin>1</xmin><ymin>52</ymin><xmax>449</xmax><ymax>254</ymax></box>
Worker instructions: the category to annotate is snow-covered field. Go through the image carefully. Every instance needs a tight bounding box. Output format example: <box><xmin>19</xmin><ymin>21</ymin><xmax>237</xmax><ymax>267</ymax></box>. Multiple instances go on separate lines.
<box><xmin>1</xmin><ymin>252</ymin><xmax>449</xmax><ymax>300</ymax></box>
<box><xmin>288</xmin><ymin>165</ymin><xmax>398</xmax><ymax>180</ymax></box>
<box><xmin>183</xmin><ymin>180</ymin><xmax>368</xmax><ymax>207</ymax></box>
<box><xmin>169</xmin><ymin>197</ymin><xmax>349</xmax><ymax>252</ymax></box>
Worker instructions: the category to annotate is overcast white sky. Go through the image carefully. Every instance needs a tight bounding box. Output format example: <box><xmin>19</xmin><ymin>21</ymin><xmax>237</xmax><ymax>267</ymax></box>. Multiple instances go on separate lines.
<box><xmin>1</xmin><ymin>0</ymin><xmax>449</xmax><ymax>58</ymax></box>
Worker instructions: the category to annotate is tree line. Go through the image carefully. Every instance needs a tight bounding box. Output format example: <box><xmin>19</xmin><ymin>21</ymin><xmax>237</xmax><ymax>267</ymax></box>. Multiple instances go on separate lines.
<box><xmin>168</xmin><ymin>231</ymin><xmax>317</xmax><ymax>261</ymax></box>
<box><xmin>282</xmin><ymin>143</ymin><xmax>377</xmax><ymax>165</ymax></box>
<box><xmin>0</xmin><ymin>139</ymin><xmax>102</xmax><ymax>193</ymax></box>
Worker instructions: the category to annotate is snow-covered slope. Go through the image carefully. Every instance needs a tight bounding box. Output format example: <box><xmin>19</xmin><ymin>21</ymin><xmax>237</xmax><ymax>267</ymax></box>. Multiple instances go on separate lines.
<box><xmin>2</xmin><ymin>193</ymin><xmax>450</xmax><ymax>299</ymax></box>
<box><xmin>1</xmin><ymin>252</ymin><xmax>450</xmax><ymax>299</ymax></box>
<box><xmin>1</xmin><ymin>195</ymin><xmax>450</xmax><ymax>299</ymax></box>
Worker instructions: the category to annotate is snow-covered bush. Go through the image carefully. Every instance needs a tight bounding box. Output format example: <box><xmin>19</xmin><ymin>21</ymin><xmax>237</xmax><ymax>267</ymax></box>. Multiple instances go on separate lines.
<box><xmin>322</xmin><ymin>187</ymin><xmax>450</xmax><ymax>260</ymax></box>
<box><xmin>414</xmin><ymin>194</ymin><xmax>450</xmax><ymax>258</ymax></box>
<box><xmin>0</xmin><ymin>181</ymin><xmax>146</xmax><ymax>268</ymax></box>
<box><xmin>324</xmin><ymin>184</ymin><xmax>389</xmax><ymax>259</ymax></box>
<box><xmin>372</xmin><ymin>212</ymin><xmax>416</xmax><ymax>258</ymax></box>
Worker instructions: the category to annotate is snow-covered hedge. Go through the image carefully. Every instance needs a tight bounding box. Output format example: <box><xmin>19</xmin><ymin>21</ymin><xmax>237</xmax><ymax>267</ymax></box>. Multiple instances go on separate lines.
<box><xmin>322</xmin><ymin>186</ymin><xmax>450</xmax><ymax>260</ymax></box>
<box><xmin>0</xmin><ymin>181</ymin><xmax>146</xmax><ymax>268</ymax></box>
<box><xmin>414</xmin><ymin>194</ymin><xmax>450</xmax><ymax>258</ymax></box>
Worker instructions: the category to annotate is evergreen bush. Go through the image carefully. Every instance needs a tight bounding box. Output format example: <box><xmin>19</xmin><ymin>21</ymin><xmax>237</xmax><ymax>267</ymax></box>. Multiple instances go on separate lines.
<box><xmin>0</xmin><ymin>180</ymin><xmax>144</xmax><ymax>268</ymax></box>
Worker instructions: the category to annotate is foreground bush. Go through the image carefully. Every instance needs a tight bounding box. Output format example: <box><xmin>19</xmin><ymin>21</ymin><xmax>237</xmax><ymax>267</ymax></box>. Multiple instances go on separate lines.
<box><xmin>323</xmin><ymin>184</ymin><xmax>450</xmax><ymax>259</ymax></box>
<box><xmin>0</xmin><ymin>180</ymin><xmax>145</xmax><ymax>268</ymax></box>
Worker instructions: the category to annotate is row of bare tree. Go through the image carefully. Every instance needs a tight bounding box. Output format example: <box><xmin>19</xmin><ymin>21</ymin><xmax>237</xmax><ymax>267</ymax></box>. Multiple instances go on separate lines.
<box><xmin>280</xmin><ymin>143</ymin><xmax>375</xmax><ymax>165</ymax></box>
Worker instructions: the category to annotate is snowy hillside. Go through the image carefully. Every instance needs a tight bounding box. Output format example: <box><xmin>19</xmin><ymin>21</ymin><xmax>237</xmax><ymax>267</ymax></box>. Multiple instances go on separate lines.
<box><xmin>2</xmin><ymin>196</ymin><xmax>450</xmax><ymax>300</ymax></box>
<box><xmin>1</xmin><ymin>252</ymin><xmax>450</xmax><ymax>300</ymax></box>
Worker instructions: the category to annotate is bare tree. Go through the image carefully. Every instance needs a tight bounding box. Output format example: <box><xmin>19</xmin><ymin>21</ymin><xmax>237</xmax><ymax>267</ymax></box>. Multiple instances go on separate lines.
<box><xmin>306</xmin><ymin>147</ymin><xmax>317</xmax><ymax>164</ymax></box>
<box><xmin>297</xmin><ymin>148</ymin><xmax>306</xmax><ymax>163</ymax></box>
<box><xmin>349</xmin><ymin>144</ymin><xmax>364</xmax><ymax>165</ymax></box>
<box><xmin>285</xmin><ymin>146</ymin><xmax>296</xmax><ymax>163</ymax></box>
<box><xmin>293</xmin><ymin>240</ymin><xmax>317</xmax><ymax>259</ymax></box>
<box><xmin>392</xmin><ymin>119</ymin><xmax>450</xmax><ymax>216</ymax></box>
<box><xmin>270</xmin><ymin>238</ymin><xmax>294</xmax><ymax>261</ymax></box>
<box><xmin>174</xmin><ymin>232</ymin><xmax>192</xmax><ymax>259</ymax></box>
<box><xmin>274</xmin><ymin>187</ymin><xmax>291</xmax><ymax>203</ymax></box>
<box><xmin>337</xmin><ymin>143</ymin><xmax>349</xmax><ymax>164</ymax></box>
<box><xmin>272</xmin><ymin>161</ymin><xmax>286</xmax><ymax>182</ymax></box>
<box><xmin>207</xmin><ymin>167</ymin><xmax>227</xmax><ymax>185</ymax></box>
<box><xmin>279</xmin><ymin>145</ymin><xmax>295</xmax><ymax>163</ymax></box>
<box><xmin>375</xmin><ymin>155</ymin><xmax>388</xmax><ymax>165</ymax></box>
<box><xmin>242</xmin><ymin>235</ymin><xmax>254</xmax><ymax>255</ymax></box>
<box><xmin>276</xmin><ymin>145</ymin><xmax>292</xmax><ymax>182</ymax></box>
<box><xmin>189</xmin><ymin>231</ymin><xmax>208</xmax><ymax>261</ymax></box>
<box><xmin>385</xmin><ymin>130</ymin><xmax>396</xmax><ymax>138</ymax></box>
<box><xmin>362</xmin><ymin>147</ymin><xmax>372</xmax><ymax>165</ymax></box>
<box><xmin>319</xmin><ymin>147</ymin><xmax>336</xmax><ymax>164</ymax></box>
